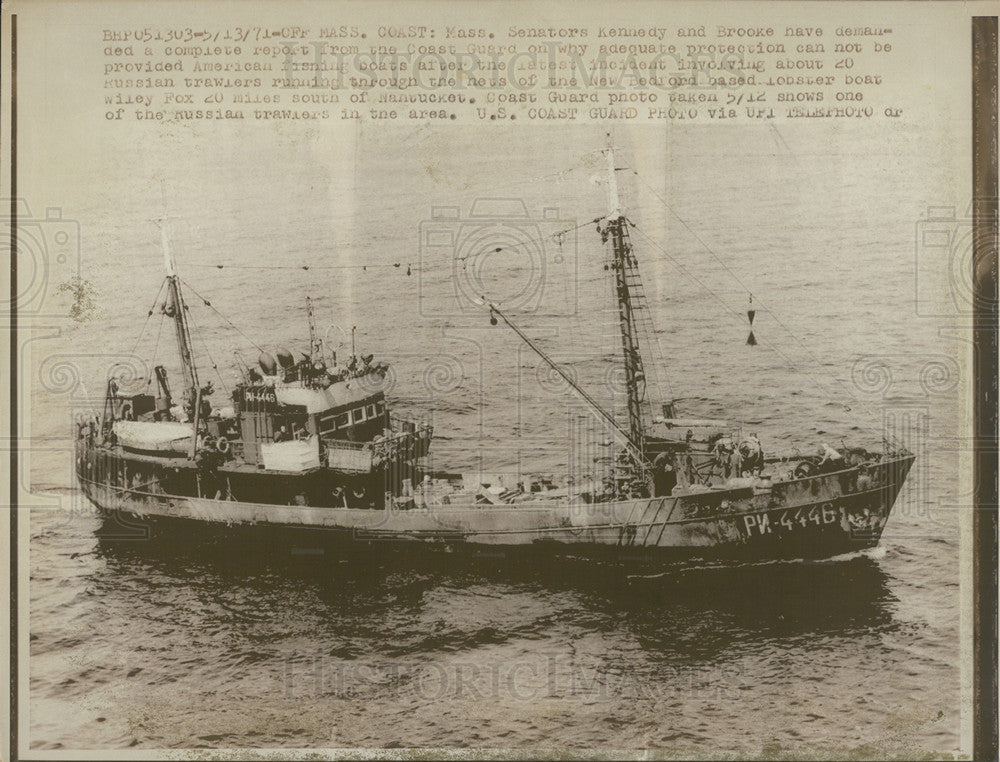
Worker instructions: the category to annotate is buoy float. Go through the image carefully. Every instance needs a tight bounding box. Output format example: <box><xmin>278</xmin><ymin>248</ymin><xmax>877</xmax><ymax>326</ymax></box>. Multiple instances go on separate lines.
<box><xmin>258</xmin><ymin>352</ymin><xmax>277</xmax><ymax>375</ymax></box>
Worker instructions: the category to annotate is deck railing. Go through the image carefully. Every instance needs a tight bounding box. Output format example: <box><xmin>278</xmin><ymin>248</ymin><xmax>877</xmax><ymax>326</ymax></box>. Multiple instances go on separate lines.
<box><xmin>321</xmin><ymin>414</ymin><xmax>433</xmax><ymax>471</ymax></box>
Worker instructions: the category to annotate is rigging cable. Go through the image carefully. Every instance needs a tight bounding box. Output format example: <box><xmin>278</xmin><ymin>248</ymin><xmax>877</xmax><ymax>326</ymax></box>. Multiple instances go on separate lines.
<box><xmin>185</xmin><ymin>296</ymin><xmax>229</xmax><ymax>395</ymax></box>
<box><xmin>184</xmin><ymin>261</ymin><xmax>414</xmax><ymax>273</ymax></box>
<box><xmin>454</xmin><ymin>217</ymin><xmax>601</xmax><ymax>266</ymax></box>
<box><xmin>625</xmin><ymin>164</ymin><xmax>897</xmax><ymax>435</ymax></box>
<box><xmin>178</xmin><ymin>277</ymin><xmax>265</xmax><ymax>354</ymax></box>
<box><xmin>626</xmin><ymin>221</ymin><xmax>894</xmax><ymax>447</ymax></box>
<box><xmin>128</xmin><ymin>276</ymin><xmax>168</xmax><ymax>358</ymax></box>
<box><xmin>627</xmin><ymin>166</ymin><xmax>856</xmax><ymax>379</ymax></box>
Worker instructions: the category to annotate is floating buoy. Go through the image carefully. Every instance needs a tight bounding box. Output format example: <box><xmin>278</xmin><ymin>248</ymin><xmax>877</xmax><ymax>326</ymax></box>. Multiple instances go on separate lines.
<box><xmin>746</xmin><ymin>294</ymin><xmax>756</xmax><ymax>346</ymax></box>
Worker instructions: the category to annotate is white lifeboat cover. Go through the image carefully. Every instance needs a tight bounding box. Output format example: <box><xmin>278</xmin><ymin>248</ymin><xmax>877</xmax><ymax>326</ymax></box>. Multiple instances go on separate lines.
<box><xmin>113</xmin><ymin>420</ymin><xmax>193</xmax><ymax>453</ymax></box>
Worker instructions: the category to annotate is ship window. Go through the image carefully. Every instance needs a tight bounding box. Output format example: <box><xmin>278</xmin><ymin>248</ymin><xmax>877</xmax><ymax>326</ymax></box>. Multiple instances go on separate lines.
<box><xmin>376</xmin><ymin>402</ymin><xmax>385</xmax><ymax>414</ymax></box>
<box><xmin>352</xmin><ymin>407</ymin><xmax>365</xmax><ymax>423</ymax></box>
<box><xmin>366</xmin><ymin>404</ymin><xmax>376</xmax><ymax>419</ymax></box>
<box><xmin>333</xmin><ymin>412</ymin><xmax>349</xmax><ymax>429</ymax></box>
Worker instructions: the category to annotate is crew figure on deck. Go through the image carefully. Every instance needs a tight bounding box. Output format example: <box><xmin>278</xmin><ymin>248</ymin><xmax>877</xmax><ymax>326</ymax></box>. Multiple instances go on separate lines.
<box><xmin>652</xmin><ymin>452</ymin><xmax>678</xmax><ymax>496</ymax></box>
<box><xmin>738</xmin><ymin>433</ymin><xmax>764</xmax><ymax>477</ymax></box>
<box><xmin>712</xmin><ymin>436</ymin><xmax>736</xmax><ymax>479</ymax></box>
<box><xmin>818</xmin><ymin>443</ymin><xmax>845</xmax><ymax>472</ymax></box>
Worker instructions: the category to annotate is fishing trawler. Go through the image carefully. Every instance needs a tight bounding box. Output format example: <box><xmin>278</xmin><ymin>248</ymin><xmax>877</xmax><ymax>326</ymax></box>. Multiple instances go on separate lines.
<box><xmin>76</xmin><ymin>137</ymin><xmax>914</xmax><ymax>566</ymax></box>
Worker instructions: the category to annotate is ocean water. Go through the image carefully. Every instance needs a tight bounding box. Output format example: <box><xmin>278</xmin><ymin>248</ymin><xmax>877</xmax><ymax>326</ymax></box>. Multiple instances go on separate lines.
<box><xmin>25</xmin><ymin>123</ymin><xmax>966</xmax><ymax>754</ymax></box>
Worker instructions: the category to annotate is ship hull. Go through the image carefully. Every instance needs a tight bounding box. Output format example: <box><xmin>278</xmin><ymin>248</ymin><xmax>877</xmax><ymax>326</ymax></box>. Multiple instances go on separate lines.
<box><xmin>78</xmin><ymin>446</ymin><xmax>915</xmax><ymax>567</ymax></box>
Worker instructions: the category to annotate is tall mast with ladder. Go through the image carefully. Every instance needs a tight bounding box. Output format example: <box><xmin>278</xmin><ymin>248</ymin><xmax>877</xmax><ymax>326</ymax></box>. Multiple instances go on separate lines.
<box><xmin>478</xmin><ymin>137</ymin><xmax>658</xmax><ymax>495</ymax></box>
<box><xmin>603</xmin><ymin>135</ymin><xmax>647</xmax><ymax>461</ymax></box>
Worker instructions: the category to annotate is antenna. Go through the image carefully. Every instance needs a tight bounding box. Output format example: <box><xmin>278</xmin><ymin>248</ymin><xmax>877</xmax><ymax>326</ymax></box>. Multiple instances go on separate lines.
<box><xmin>155</xmin><ymin>180</ymin><xmax>176</xmax><ymax>275</ymax></box>
<box><xmin>159</xmin><ymin>222</ymin><xmax>176</xmax><ymax>277</ymax></box>
<box><xmin>604</xmin><ymin>132</ymin><xmax>623</xmax><ymax>220</ymax></box>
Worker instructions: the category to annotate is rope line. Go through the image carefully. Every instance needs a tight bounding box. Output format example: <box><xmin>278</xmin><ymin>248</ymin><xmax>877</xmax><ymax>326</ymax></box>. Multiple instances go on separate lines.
<box><xmin>146</xmin><ymin>312</ymin><xmax>165</xmax><ymax>390</ymax></box>
<box><xmin>625</xmin><ymin>164</ymin><xmax>896</xmax><ymax>443</ymax></box>
<box><xmin>184</xmin><ymin>262</ymin><xmax>414</xmax><ymax>273</ymax></box>
<box><xmin>627</xmin><ymin>222</ymin><xmax>891</xmax><ymax>446</ymax></box>
<box><xmin>178</xmin><ymin>278</ymin><xmax>265</xmax><ymax>354</ymax></box>
<box><xmin>128</xmin><ymin>277</ymin><xmax>167</xmax><ymax>357</ymax></box>
<box><xmin>185</xmin><ymin>296</ymin><xmax>229</xmax><ymax>395</ymax></box>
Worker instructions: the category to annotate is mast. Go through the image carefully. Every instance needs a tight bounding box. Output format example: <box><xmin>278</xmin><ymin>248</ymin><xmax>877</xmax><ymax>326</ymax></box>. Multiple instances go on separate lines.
<box><xmin>603</xmin><ymin>134</ymin><xmax>647</xmax><ymax>458</ymax></box>
<box><xmin>306</xmin><ymin>296</ymin><xmax>321</xmax><ymax>363</ymax></box>
<box><xmin>161</xmin><ymin>226</ymin><xmax>200</xmax><ymax>395</ymax></box>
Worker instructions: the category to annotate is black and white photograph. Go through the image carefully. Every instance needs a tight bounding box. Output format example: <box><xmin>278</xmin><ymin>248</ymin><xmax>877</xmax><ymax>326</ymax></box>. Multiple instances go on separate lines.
<box><xmin>3</xmin><ymin>1</ymin><xmax>996</xmax><ymax>758</ymax></box>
